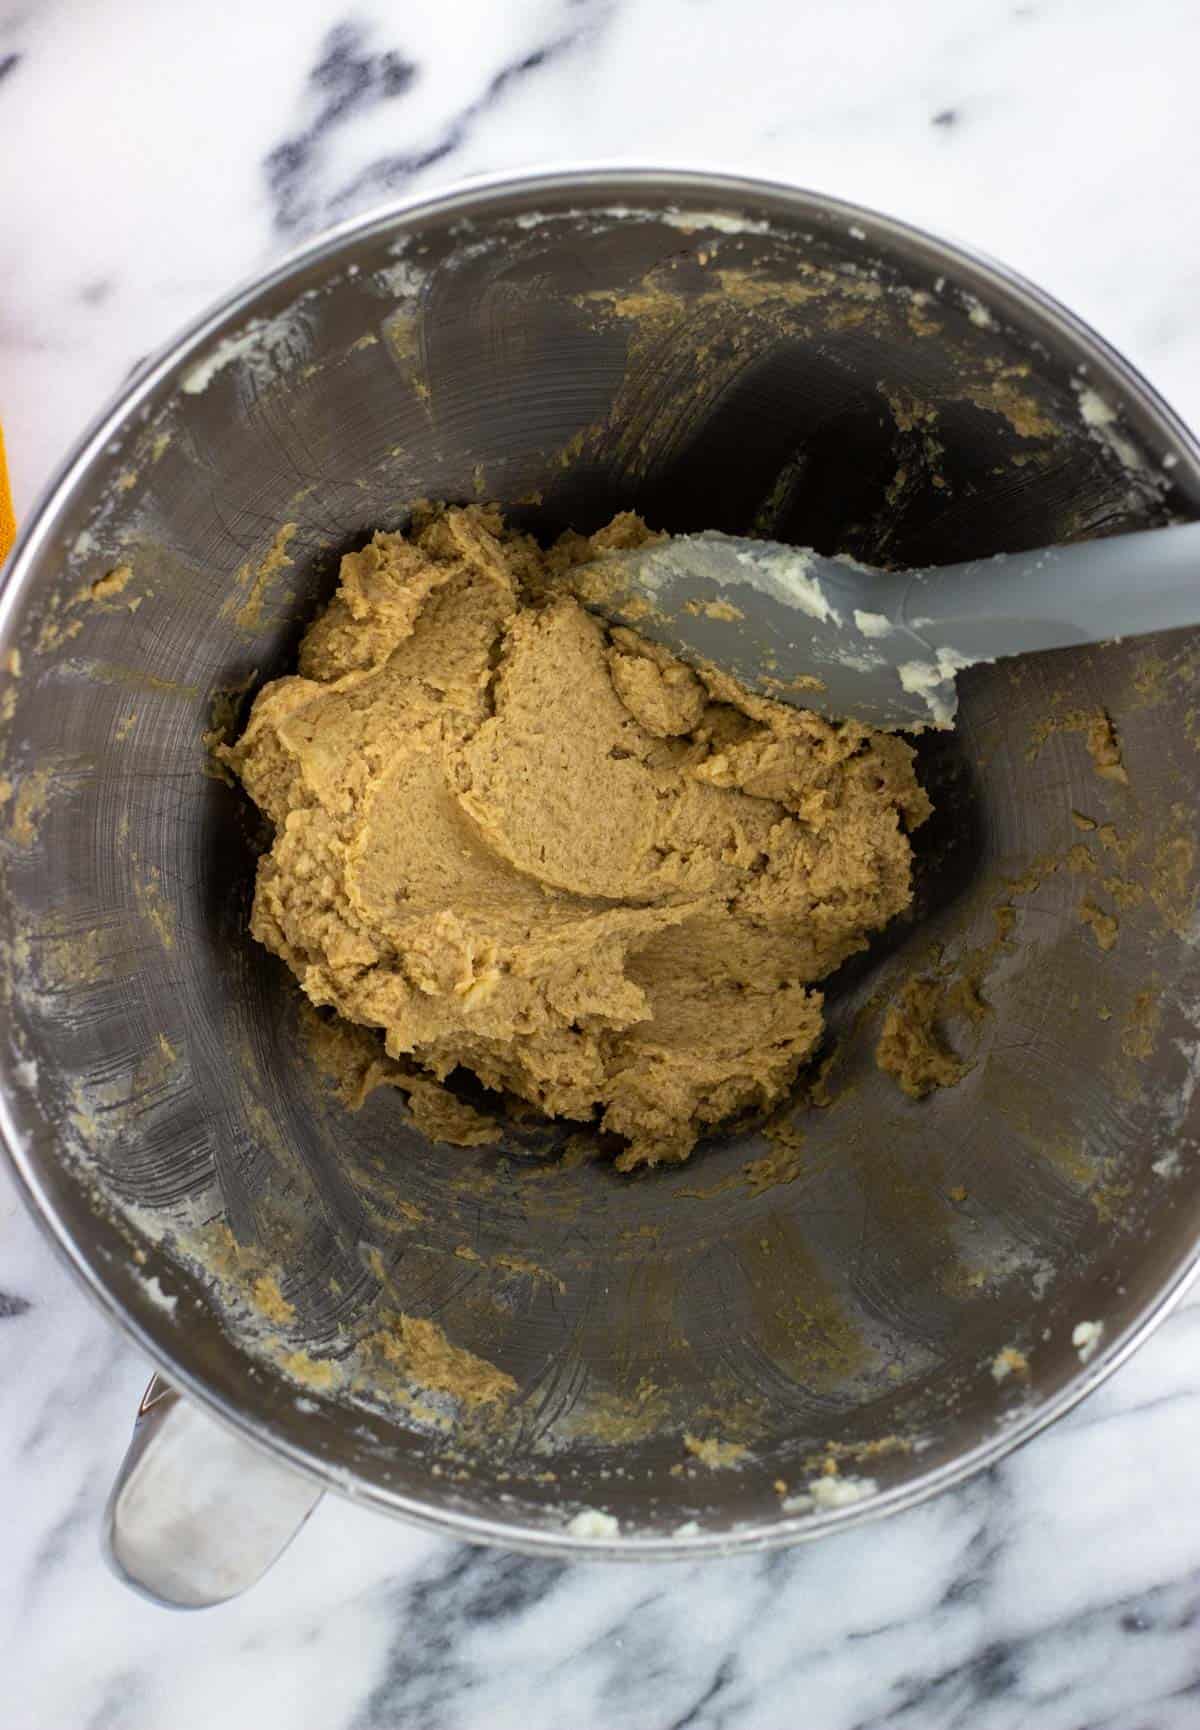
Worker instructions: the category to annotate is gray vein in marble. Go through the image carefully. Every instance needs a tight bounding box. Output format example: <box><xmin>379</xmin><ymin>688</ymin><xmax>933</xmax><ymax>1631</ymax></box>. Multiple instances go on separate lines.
<box><xmin>353</xmin><ymin>1551</ymin><xmax>572</xmax><ymax>1730</ymax></box>
<box><xmin>265</xmin><ymin>4</ymin><xmax>617</xmax><ymax>237</ymax></box>
<box><xmin>266</xmin><ymin>21</ymin><xmax>418</xmax><ymax>233</ymax></box>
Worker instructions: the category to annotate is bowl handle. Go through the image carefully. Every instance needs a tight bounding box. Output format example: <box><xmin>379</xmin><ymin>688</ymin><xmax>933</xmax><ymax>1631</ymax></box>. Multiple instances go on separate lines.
<box><xmin>103</xmin><ymin>1373</ymin><xmax>323</xmax><ymax>1608</ymax></box>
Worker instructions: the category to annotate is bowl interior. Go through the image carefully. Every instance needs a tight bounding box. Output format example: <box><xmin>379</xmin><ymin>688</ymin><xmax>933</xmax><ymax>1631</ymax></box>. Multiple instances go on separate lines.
<box><xmin>3</xmin><ymin>174</ymin><xmax>1200</xmax><ymax>1546</ymax></box>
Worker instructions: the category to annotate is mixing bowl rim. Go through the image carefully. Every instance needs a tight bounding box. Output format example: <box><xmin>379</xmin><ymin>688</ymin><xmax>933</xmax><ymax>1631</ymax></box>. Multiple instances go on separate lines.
<box><xmin>2</xmin><ymin>162</ymin><xmax>1198</xmax><ymax>1560</ymax></box>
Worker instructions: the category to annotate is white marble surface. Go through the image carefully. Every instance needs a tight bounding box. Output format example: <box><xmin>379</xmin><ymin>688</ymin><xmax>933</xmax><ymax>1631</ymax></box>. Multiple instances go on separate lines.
<box><xmin>3</xmin><ymin>1</ymin><xmax>1200</xmax><ymax>1724</ymax></box>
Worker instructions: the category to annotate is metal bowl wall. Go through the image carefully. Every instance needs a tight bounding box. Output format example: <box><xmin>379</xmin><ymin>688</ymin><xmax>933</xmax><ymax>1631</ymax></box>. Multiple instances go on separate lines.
<box><xmin>2</xmin><ymin>169</ymin><xmax>1199</xmax><ymax>1555</ymax></box>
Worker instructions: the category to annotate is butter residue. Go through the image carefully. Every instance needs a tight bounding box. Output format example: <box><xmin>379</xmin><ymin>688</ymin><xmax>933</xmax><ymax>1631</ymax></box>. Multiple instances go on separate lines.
<box><xmin>876</xmin><ymin>977</ymin><xmax>970</xmax><ymax>1099</ymax></box>
<box><xmin>181</xmin><ymin>297</ymin><xmax>318</xmax><ymax>396</ymax></box>
<box><xmin>8</xmin><ymin>766</ymin><xmax>53</xmax><ymax>846</ymax></box>
<box><xmin>251</xmin><ymin>1274</ymin><xmax>296</xmax><ymax>1324</ymax></box>
<box><xmin>783</xmin><ymin>1473</ymin><xmax>878</xmax><ymax>1513</ymax></box>
<box><xmin>991</xmin><ymin>1345</ymin><xmax>1029</xmax><ymax>1383</ymax></box>
<box><xmin>683</xmin><ymin>1432</ymin><xmax>748</xmax><ymax>1469</ymax></box>
<box><xmin>566</xmin><ymin>1508</ymin><xmax>620</xmax><ymax>1539</ymax></box>
<box><xmin>854</xmin><ymin>609</ymin><xmax>893</xmax><ymax>639</ymax></box>
<box><xmin>134</xmin><ymin>867</ymin><xmax>176</xmax><ymax>951</ymax></box>
<box><xmin>364</xmin><ymin>1313</ymin><xmax>516</xmax><ymax>1407</ymax></box>
<box><xmin>897</xmin><ymin>646</ymin><xmax>975</xmax><ymax>727</ymax></box>
<box><xmin>1027</xmin><ymin>707</ymin><xmax>1128</xmax><ymax>785</ymax></box>
<box><xmin>87</xmin><ymin>563</ymin><xmax>134</xmax><ymax>603</ymax></box>
<box><xmin>225</xmin><ymin>522</ymin><xmax>299</xmax><ymax>633</ymax></box>
<box><xmin>1078</xmin><ymin>898</ymin><xmax>1119</xmax><ymax>952</ymax></box>
<box><xmin>1072</xmin><ymin>1319</ymin><xmax>1104</xmax><ymax>1363</ymax></box>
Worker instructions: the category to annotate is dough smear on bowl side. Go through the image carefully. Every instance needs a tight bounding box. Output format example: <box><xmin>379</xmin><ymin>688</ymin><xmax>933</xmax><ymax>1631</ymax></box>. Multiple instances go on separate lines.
<box><xmin>222</xmin><ymin>504</ymin><xmax>931</xmax><ymax>1170</ymax></box>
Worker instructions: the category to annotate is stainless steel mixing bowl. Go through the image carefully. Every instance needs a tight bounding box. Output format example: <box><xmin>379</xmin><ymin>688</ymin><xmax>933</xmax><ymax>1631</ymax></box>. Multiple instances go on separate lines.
<box><xmin>4</xmin><ymin>169</ymin><xmax>1200</xmax><ymax>1605</ymax></box>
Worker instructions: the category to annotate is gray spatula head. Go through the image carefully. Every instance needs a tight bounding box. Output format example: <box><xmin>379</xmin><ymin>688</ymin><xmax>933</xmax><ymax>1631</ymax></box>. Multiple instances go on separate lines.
<box><xmin>580</xmin><ymin>534</ymin><xmax>968</xmax><ymax>730</ymax></box>
<box><xmin>582</xmin><ymin>521</ymin><xmax>1200</xmax><ymax>731</ymax></box>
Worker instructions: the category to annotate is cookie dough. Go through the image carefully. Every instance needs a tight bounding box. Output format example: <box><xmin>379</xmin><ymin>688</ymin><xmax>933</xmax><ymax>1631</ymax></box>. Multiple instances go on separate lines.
<box><xmin>875</xmin><ymin>977</ymin><xmax>969</xmax><ymax>1099</ymax></box>
<box><xmin>224</xmin><ymin>505</ymin><xmax>931</xmax><ymax>1168</ymax></box>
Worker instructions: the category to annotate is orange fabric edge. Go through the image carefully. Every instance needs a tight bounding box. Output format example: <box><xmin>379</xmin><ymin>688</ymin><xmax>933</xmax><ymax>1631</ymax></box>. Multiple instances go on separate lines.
<box><xmin>0</xmin><ymin>424</ymin><xmax>15</xmax><ymax>562</ymax></box>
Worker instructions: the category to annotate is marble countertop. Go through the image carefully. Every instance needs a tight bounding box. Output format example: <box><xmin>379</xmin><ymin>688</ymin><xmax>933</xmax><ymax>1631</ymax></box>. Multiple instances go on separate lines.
<box><xmin>3</xmin><ymin>2</ymin><xmax>1200</xmax><ymax>1725</ymax></box>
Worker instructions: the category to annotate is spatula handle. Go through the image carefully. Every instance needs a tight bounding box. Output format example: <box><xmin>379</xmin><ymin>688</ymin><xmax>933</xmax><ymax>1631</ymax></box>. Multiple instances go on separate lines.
<box><xmin>906</xmin><ymin>519</ymin><xmax>1200</xmax><ymax>664</ymax></box>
